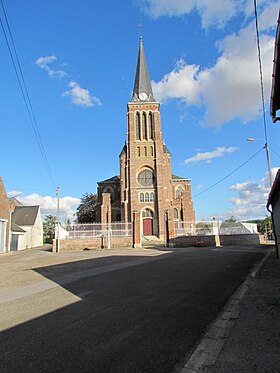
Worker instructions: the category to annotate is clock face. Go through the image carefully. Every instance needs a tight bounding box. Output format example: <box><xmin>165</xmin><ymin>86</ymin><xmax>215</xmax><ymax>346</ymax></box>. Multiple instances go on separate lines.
<box><xmin>139</xmin><ymin>92</ymin><xmax>148</xmax><ymax>101</ymax></box>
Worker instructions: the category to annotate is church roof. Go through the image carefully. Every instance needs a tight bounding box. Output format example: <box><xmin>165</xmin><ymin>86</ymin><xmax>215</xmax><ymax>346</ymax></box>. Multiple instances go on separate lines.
<box><xmin>172</xmin><ymin>174</ymin><xmax>190</xmax><ymax>181</ymax></box>
<box><xmin>98</xmin><ymin>175</ymin><xmax>120</xmax><ymax>184</ymax></box>
<box><xmin>163</xmin><ymin>143</ymin><xmax>171</xmax><ymax>154</ymax></box>
<box><xmin>132</xmin><ymin>37</ymin><xmax>155</xmax><ymax>103</ymax></box>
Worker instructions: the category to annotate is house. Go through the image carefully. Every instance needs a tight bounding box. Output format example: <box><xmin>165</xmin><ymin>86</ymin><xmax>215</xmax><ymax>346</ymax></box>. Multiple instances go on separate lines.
<box><xmin>270</xmin><ymin>9</ymin><xmax>280</xmax><ymax>123</ymax></box>
<box><xmin>0</xmin><ymin>177</ymin><xmax>10</xmax><ymax>253</ymax></box>
<box><xmin>11</xmin><ymin>206</ymin><xmax>43</xmax><ymax>250</ymax></box>
<box><xmin>267</xmin><ymin>169</ymin><xmax>280</xmax><ymax>259</ymax></box>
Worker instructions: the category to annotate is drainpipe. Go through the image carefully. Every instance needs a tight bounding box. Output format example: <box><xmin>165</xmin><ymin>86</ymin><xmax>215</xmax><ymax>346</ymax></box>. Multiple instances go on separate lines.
<box><xmin>266</xmin><ymin>204</ymin><xmax>279</xmax><ymax>259</ymax></box>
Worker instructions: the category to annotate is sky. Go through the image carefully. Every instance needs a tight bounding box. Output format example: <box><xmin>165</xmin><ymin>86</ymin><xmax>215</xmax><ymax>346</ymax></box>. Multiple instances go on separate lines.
<box><xmin>0</xmin><ymin>0</ymin><xmax>279</xmax><ymax>223</ymax></box>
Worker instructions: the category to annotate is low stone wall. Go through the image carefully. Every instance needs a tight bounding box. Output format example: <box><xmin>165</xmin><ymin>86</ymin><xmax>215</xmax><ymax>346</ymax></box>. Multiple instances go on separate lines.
<box><xmin>171</xmin><ymin>233</ymin><xmax>260</xmax><ymax>248</ymax></box>
<box><xmin>219</xmin><ymin>234</ymin><xmax>260</xmax><ymax>246</ymax></box>
<box><xmin>53</xmin><ymin>236</ymin><xmax>133</xmax><ymax>252</ymax></box>
<box><xmin>171</xmin><ymin>235</ymin><xmax>216</xmax><ymax>248</ymax></box>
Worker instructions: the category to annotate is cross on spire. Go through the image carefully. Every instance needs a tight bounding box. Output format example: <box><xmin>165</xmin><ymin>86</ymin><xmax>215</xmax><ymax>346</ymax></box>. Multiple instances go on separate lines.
<box><xmin>137</xmin><ymin>19</ymin><xmax>143</xmax><ymax>37</ymax></box>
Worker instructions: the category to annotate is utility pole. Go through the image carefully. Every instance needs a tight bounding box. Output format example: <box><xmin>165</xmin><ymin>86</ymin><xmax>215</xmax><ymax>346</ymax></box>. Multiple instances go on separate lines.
<box><xmin>264</xmin><ymin>142</ymin><xmax>273</xmax><ymax>187</ymax></box>
<box><xmin>56</xmin><ymin>186</ymin><xmax>60</xmax><ymax>253</ymax></box>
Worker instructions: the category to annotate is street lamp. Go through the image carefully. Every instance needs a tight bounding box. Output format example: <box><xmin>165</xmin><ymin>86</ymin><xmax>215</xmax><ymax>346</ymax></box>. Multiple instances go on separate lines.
<box><xmin>246</xmin><ymin>138</ymin><xmax>273</xmax><ymax>187</ymax></box>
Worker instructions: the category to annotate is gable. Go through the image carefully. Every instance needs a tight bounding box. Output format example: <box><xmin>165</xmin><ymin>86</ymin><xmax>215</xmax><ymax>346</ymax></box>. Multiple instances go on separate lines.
<box><xmin>12</xmin><ymin>206</ymin><xmax>40</xmax><ymax>226</ymax></box>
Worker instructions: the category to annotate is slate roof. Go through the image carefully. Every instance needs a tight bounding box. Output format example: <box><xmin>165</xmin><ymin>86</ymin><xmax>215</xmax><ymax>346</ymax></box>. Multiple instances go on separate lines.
<box><xmin>132</xmin><ymin>37</ymin><xmax>155</xmax><ymax>102</ymax></box>
<box><xmin>271</xmin><ymin>9</ymin><xmax>280</xmax><ymax>123</ymax></box>
<box><xmin>98</xmin><ymin>175</ymin><xmax>120</xmax><ymax>184</ymax></box>
<box><xmin>172</xmin><ymin>174</ymin><xmax>189</xmax><ymax>181</ymax></box>
<box><xmin>11</xmin><ymin>222</ymin><xmax>26</xmax><ymax>233</ymax></box>
<box><xmin>163</xmin><ymin>144</ymin><xmax>171</xmax><ymax>155</ymax></box>
<box><xmin>12</xmin><ymin>206</ymin><xmax>40</xmax><ymax>226</ymax></box>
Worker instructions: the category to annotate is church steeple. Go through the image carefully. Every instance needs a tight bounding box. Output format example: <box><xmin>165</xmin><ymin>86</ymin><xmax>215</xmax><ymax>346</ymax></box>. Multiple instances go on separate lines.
<box><xmin>132</xmin><ymin>37</ymin><xmax>155</xmax><ymax>102</ymax></box>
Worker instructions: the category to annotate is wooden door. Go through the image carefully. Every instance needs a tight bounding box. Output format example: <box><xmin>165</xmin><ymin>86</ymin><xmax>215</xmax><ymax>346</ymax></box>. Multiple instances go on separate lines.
<box><xmin>143</xmin><ymin>218</ymin><xmax>153</xmax><ymax>236</ymax></box>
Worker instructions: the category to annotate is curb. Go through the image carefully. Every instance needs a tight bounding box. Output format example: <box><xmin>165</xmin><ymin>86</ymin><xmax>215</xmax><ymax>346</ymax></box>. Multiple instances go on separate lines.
<box><xmin>179</xmin><ymin>250</ymin><xmax>272</xmax><ymax>373</ymax></box>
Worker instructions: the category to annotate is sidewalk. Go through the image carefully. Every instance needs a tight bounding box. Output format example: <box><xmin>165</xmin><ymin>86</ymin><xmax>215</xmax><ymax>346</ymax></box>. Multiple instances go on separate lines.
<box><xmin>182</xmin><ymin>248</ymin><xmax>280</xmax><ymax>372</ymax></box>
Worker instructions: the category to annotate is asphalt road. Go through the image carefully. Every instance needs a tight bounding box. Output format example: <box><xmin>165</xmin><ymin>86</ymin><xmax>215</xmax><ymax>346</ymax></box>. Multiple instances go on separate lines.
<box><xmin>0</xmin><ymin>246</ymin><xmax>266</xmax><ymax>373</ymax></box>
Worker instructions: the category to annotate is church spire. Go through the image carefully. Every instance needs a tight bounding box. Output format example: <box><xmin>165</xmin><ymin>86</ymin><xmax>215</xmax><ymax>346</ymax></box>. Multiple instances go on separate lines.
<box><xmin>132</xmin><ymin>37</ymin><xmax>155</xmax><ymax>102</ymax></box>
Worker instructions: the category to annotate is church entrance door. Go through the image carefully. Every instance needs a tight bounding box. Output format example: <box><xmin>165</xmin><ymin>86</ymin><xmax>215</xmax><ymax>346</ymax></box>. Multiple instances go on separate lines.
<box><xmin>143</xmin><ymin>218</ymin><xmax>153</xmax><ymax>236</ymax></box>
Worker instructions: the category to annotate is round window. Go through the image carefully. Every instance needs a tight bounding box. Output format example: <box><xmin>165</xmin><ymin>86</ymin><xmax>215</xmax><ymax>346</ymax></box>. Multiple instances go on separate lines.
<box><xmin>137</xmin><ymin>169</ymin><xmax>154</xmax><ymax>187</ymax></box>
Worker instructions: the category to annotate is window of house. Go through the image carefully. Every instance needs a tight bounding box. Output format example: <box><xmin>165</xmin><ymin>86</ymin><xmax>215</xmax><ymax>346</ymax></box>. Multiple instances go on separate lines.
<box><xmin>150</xmin><ymin>192</ymin><xmax>154</xmax><ymax>201</ymax></box>
<box><xmin>140</xmin><ymin>193</ymin><xmax>144</xmax><ymax>202</ymax></box>
<box><xmin>144</xmin><ymin>146</ymin><xmax>147</xmax><ymax>156</ymax></box>
<box><xmin>150</xmin><ymin>146</ymin><xmax>154</xmax><ymax>157</ymax></box>
<box><xmin>174</xmin><ymin>208</ymin><xmax>178</xmax><ymax>220</ymax></box>
<box><xmin>137</xmin><ymin>146</ymin><xmax>141</xmax><ymax>157</ymax></box>
<box><xmin>145</xmin><ymin>192</ymin><xmax>149</xmax><ymax>202</ymax></box>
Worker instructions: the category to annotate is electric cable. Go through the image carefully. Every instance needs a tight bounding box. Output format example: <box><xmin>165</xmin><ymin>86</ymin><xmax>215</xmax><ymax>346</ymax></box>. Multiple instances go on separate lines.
<box><xmin>0</xmin><ymin>0</ymin><xmax>55</xmax><ymax>188</ymax></box>
<box><xmin>193</xmin><ymin>147</ymin><xmax>264</xmax><ymax>198</ymax></box>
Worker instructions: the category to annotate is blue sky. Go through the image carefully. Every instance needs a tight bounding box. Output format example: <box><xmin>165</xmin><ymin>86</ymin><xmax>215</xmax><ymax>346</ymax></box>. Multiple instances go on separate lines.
<box><xmin>0</xmin><ymin>0</ymin><xmax>279</xmax><ymax>222</ymax></box>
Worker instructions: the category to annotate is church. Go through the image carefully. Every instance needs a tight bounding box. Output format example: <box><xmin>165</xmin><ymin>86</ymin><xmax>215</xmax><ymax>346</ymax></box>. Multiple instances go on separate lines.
<box><xmin>96</xmin><ymin>38</ymin><xmax>195</xmax><ymax>240</ymax></box>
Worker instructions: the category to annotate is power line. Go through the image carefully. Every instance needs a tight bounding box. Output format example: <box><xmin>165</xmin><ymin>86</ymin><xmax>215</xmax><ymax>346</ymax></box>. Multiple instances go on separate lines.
<box><xmin>0</xmin><ymin>0</ymin><xmax>56</xmax><ymax>188</ymax></box>
<box><xmin>270</xmin><ymin>146</ymin><xmax>280</xmax><ymax>160</ymax></box>
<box><xmin>253</xmin><ymin>0</ymin><xmax>268</xmax><ymax>144</ymax></box>
<box><xmin>193</xmin><ymin>147</ymin><xmax>264</xmax><ymax>198</ymax></box>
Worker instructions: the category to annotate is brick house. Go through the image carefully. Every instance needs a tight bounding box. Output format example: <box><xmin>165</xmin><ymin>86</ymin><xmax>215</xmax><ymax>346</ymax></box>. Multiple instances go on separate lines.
<box><xmin>96</xmin><ymin>38</ymin><xmax>195</xmax><ymax>240</ymax></box>
<box><xmin>0</xmin><ymin>177</ymin><xmax>10</xmax><ymax>253</ymax></box>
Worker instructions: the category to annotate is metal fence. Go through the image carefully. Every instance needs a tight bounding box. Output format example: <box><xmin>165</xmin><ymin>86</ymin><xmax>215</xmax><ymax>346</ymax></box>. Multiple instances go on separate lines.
<box><xmin>174</xmin><ymin>221</ymin><xmax>258</xmax><ymax>237</ymax></box>
<box><xmin>64</xmin><ymin>222</ymin><xmax>132</xmax><ymax>239</ymax></box>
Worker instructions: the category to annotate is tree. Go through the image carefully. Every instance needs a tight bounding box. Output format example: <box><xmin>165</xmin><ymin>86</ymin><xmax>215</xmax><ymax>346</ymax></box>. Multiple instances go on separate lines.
<box><xmin>225</xmin><ymin>216</ymin><xmax>237</xmax><ymax>223</ymax></box>
<box><xmin>43</xmin><ymin>215</ymin><xmax>56</xmax><ymax>243</ymax></box>
<box><xmin>76</xmin><ymin>193</ymin><xmax>98</xmax><ymax>223</ymax></box>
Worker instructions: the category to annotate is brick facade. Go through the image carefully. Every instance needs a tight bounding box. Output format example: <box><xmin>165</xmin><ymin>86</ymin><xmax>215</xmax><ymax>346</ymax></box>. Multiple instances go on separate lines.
<box><xmin>0</xmin><ymin>177</ymin><xmax>10</xmax><ymax>252</ymax></box>
<box><xmin>96</xmin><ymin>39</ymin><xmax>195</xmax><ymax>240</ymax></box>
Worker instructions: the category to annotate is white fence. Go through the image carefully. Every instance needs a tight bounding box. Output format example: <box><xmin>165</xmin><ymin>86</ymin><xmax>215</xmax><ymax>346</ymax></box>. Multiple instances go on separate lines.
<box><xmin>64</xmin><ymin>223</ymin><xmax>132</xmax><ymax>239</ymax></box>
<box><xmin>174</xmin><ymin>221</ymin><xmax>258</xmax><ymax>237</ymax></box>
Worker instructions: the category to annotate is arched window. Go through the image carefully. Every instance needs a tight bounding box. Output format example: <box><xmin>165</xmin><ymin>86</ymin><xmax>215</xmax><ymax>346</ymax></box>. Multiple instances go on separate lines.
<box><xmin>148</xmin><ymin>112</ymin><xmax>153</xmax><ymax>140</ymax></box>
<box><xmin>174</xmin><ymin>208</ymin><xmax>178</xmax><ymax>220</ymax></box>
<box><xmin>142</xmin><ymin>113</ymin><xmax>147</xmax><ymax>140</ymax></box>
<box><xmin>144</xmin><ymin>146</ymin><xmax>147</xmax><ymax>156</ymax></box>
<box><xmin>176</xmin><ymin>185</ymin><xmax>184</xmax><ymax>198</ymax></box>
<box><xmin>137</xmin><ymin>147</ymin><xmax>141</xmax><ymax>157</ymax></box>
<box><xmin>136</xmin><ymin>112</ymin><xmax>141</xmax><ymax>140</ymax></box>
<box><xmin>150</xmin><ymin>192</ymin><xmax>154</xmax><ymax>201</ymax></box>
<box><xmin>140</xmin><ymin>193</ymin><xmax>144</xmax><ymax>202</ymax></box>
<box><xmin>150</xmin><ymin>146</ymin><xmax>154</xmax><ymax>157</ymax></box>
<box><xmin>104</xmin><ymin>186</ymin><xmax>114</xmax><ymax>202</ymax></box>
<box><xmin>142</xmin><ymin>209</ymin><xmax>153</xmax><ymax>218</ymax></box>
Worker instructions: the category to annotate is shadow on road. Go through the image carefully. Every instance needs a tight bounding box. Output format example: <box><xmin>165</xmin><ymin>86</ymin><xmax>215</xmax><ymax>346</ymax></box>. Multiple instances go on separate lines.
<box><xmin>0</xmin><ymin>248</ymin><xmax>266</xmax><ymax>373</ymax></box>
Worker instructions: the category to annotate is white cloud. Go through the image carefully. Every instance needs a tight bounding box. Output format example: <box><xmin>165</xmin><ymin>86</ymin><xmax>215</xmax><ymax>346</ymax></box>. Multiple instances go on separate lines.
<box><xmin>140</xmin><ymin>0</ymin><xmax>274</xmax><ymax>29</ymax></box>
<box><xmin>62</xmin><ymin>81</ymin><xmax>102</xmax><ymax>108</ymax></box>
<box><xmin>219</xmin><ymin>167</ymin><xmax>279</xmax><ymax>220</ymax></box>
<box><xmin>151</xmin><ymin>1</ymin><xmax>278</xmax><ymax>127</ymax></box>
<box><xmin>184</xmin><ymin>146</ymin><xmax>238</xmax><ymax>165</ymax></box>
<box><xmin>7</xmin><ymin>190</ymin><xmax>22</xmax><ymax>197</ymax></box>
<box><xmin>36</xmin><ymin>55</ymin><xmax>66</xmax><ymax>78</ymax></box>
<box><xmin>17</xmin><ymin>193</ymin><xmax>80</xmax><ymax>221</ymax></box>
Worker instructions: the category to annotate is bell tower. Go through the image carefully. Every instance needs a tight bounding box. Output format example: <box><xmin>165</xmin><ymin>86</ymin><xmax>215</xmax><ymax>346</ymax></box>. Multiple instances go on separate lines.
<box><xmin>120</xmin><ymin>38</ymin><xmax>173</xmax><ymax>238</ymax></box>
